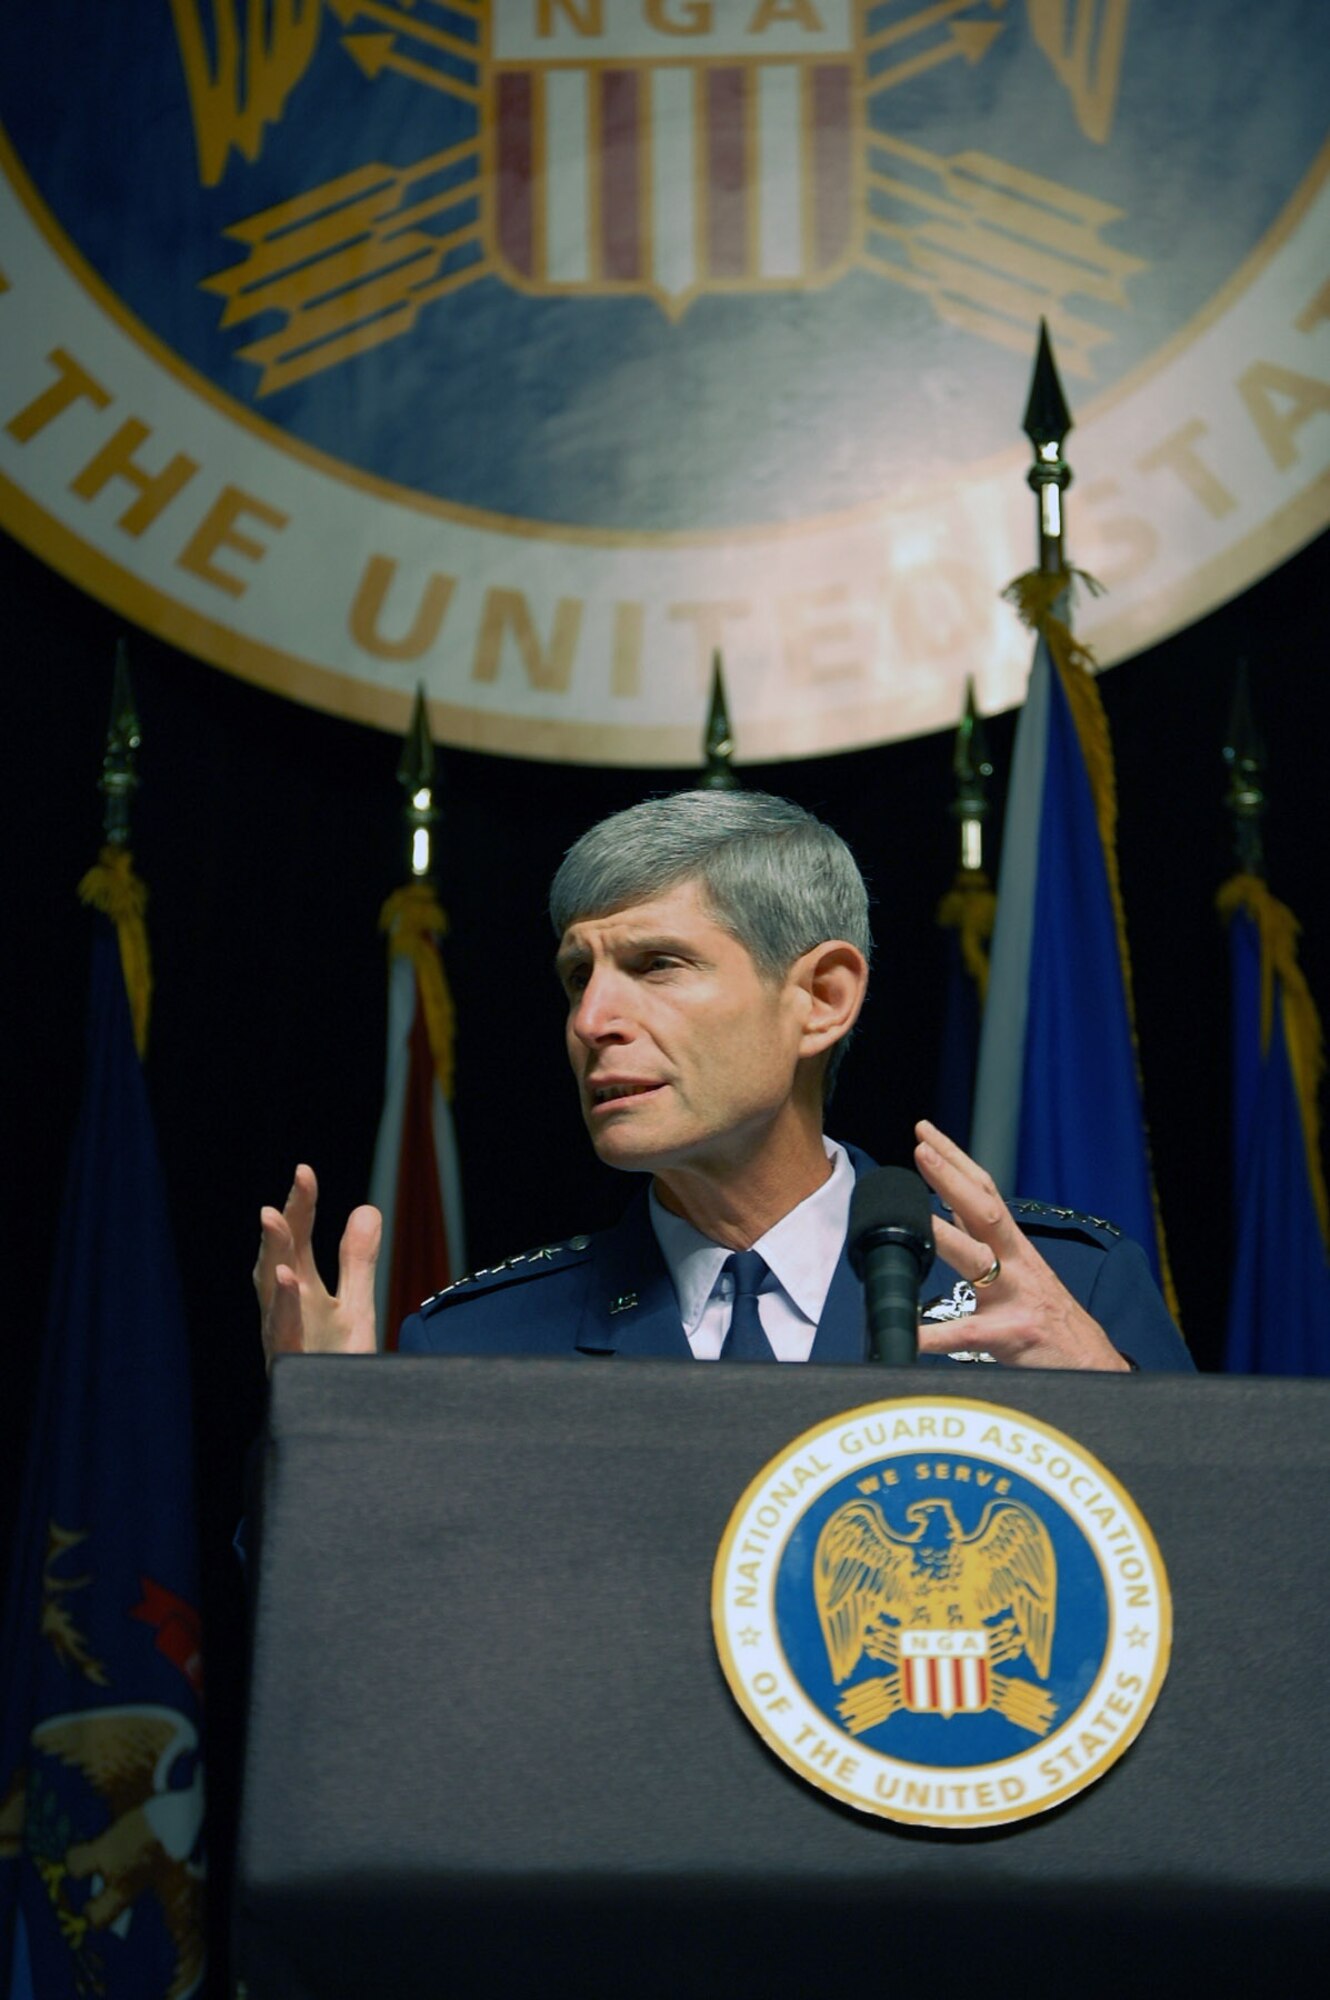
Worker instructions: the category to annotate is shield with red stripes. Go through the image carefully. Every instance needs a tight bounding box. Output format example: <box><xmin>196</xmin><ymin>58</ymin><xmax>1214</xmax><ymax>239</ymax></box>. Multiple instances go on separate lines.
<box><xmin>899</xmin><ymin>1630</ymin><xmax>991</xmax><ymax>1717</ymax></box>
<box><xmin>487</xmin><ymin>4</ymin><xmax>859</xmax><ymax>314</ymax></box>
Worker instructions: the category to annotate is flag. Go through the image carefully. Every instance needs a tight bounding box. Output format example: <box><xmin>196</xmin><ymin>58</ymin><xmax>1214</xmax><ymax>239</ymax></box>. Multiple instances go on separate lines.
<box><xmin>971</xmin><ymin>578</ymin><xmax>1176</xmax><ymax>1313</ymax></box>
<box><xmin>1219</xmin><ymin>875</ymin><xmax>1330</xmax><ymax>1373</ymax></box>
<box><xmin>933</xmin><ymin>869</ymin><xmax>994</xmax><ymax>1150</ymax></box>
<box><xmin>368</xmin><ymin>882</ymin><xmax>466</xmax><ymax>1347</ymax></box>
<box><xmin>0</xmin><ymin>850</ymin><xmax>205</xmax><ymax>2000</ymax></box>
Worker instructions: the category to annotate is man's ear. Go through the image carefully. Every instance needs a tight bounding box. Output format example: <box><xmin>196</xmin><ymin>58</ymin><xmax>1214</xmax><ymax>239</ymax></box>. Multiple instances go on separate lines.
<box><xmin>789</xmin><ymin>940</ymin><xmax>869</xmax><ymax>1061</ymax></box>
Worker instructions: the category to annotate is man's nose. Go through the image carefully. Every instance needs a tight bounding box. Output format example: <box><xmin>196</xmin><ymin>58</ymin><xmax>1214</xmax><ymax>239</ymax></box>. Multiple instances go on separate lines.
<box><xmin>570</xmin><ymin>968</ymin><xmax>630</xmax><ymax>1045</ymax></box>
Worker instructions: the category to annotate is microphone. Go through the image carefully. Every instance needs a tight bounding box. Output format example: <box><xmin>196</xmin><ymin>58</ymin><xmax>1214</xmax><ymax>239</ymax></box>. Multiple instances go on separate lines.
<box><xmin>848</xmin><ymin>1167</ymin><xmax>934</xmax><ymax>1366</ymax></box>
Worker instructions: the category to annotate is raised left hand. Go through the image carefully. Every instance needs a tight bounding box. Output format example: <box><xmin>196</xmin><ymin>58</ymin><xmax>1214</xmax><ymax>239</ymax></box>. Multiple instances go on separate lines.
<box><xmin>912</xmin><ymin>1119</ymin><xmax>1128</xmax><ymax>1372</ymax></box>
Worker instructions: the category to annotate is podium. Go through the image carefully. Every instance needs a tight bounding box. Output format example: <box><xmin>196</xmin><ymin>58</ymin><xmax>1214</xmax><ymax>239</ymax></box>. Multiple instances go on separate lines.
<box><xmin>235</xmin><ymin>1360</ymin><xmax>1330</xmax><ymax>1996</ymax></box>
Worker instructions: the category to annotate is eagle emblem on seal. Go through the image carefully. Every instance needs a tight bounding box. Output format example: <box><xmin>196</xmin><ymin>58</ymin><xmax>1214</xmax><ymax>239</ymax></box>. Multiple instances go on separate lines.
<box><xmin>814</xmin><ymin>1496</ymin><xmax>1059</xmax><ymax>1737</ymax></box>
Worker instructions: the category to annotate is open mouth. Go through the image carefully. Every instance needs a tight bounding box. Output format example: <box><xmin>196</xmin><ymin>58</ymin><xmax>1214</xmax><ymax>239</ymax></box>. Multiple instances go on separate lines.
<box><xmin>590</xmin><ymin>1082</ymin><xmax>662</xmax><ymax>1108</ymax></box>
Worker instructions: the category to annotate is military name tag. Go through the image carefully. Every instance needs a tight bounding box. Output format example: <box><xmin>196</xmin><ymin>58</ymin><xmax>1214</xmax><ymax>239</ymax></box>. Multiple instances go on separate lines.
<box><xmin>712</xmin><ymin>1397</ymin><xmax>1171</xmax><ymax>1829</ymax></box>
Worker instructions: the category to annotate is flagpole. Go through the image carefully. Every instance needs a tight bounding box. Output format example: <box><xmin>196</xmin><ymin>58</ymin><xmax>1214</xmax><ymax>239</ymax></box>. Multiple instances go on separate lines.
<box><xmin>1222</xmin><ymin>660</ymin><xmax>1266</xmax><ymax>879</ymax></box>
<box><xmin>100</xmin><ymin>635</ymin><xmax>141</xmax><ymax>848</ymax></box>
<box><xmin>398</xmin><ymin>681</ymin><xmax>439</xmax><ymax>879</ymax></box>
<box><xmin>699</xmin><ymin>650</ymin><xmax>740</xmax><ymax>789</ymax></box>
<box><xmin>1218</xmin><ymin>663</ymin><xmax>1330</xmax><ymax>1370</ymax></box>
<box><xmin>1024</xmin><ymin>319</ymin><xmax>1072</xmax><ymax>580</ymax></box>
<box><xmin>933</xmin><ymin>678</ymin><xmax>995</xmax><ymax>1147</ymax></box>
<box><xmin>1220</xmin><ymin>660</ymin><xmax>1270</xmax><ymax>1228</ymax></box>
<box><xmin>368</xmin><ymin>687</ymin><xmax>465</xmax><ymax>1345</ymax></box>
<box><xmin>79</xmin><ymin>639</ymin><xmax>152</xmax><ymax>1058</ymax></box>
<box><xmin>967</xmin><ymin>330</ymin><xmax>1068</xmax><ymax>1189</ymax></box>
<box><xmin>1</xmin><ymin>642</ymin><xmax>206</xmax><ymax>1995</ymax></box>
<box><xmin>971</xmin><ymin>322</ymin><xmax>1177</xmax><ymax>1312</ymax></box>
<box><xmin>948</xmin><ymin>676</ymin><xmax>991</xmax><ymax>876</ymax></box>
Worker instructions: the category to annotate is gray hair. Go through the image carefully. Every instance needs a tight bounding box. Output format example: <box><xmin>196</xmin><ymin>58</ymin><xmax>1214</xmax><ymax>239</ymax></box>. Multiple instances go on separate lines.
<box><xmin>549</xmin><ymin>790</ymin><xmax>871</xmax><ymax>1090</ymax></box>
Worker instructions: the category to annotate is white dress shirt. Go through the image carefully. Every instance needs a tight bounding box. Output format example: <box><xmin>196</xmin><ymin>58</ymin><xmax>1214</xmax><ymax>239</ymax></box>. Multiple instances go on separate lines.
<box><xmin>648</xmin><ymin>1142</ymin><xmax>855</xmax><ymax>1361</ymax></box>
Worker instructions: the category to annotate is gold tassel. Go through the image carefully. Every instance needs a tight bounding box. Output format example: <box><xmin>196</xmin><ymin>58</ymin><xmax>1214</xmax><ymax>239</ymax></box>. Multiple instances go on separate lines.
<box><xmin>78</xmin><ymin>847</ymin><xmax>151</xmax><ymax>1059</ymax></box>
<box><xmin>1004</xmin><ymin>569</ymin><xmax>1181</xmax><ymax>1324</ymax></box>
<box><xmin>1003</xmin><ymin>571</ymin><xmax>1119</xmax><ymax>888</ymax></box>
<box><xmin>380</xmin><ymin>882</ymin><xmax>456</xmax><ymax>1102</ymax></box>
<box><xmin>1217</xmin><ymin>873</ymin><xmax>1330</xmax><ymax>1249</ymax></box>
<box><xmin>936</xmin><ymin>871</ymin><xmax>996</xmax><ymax>1002</ymax></box>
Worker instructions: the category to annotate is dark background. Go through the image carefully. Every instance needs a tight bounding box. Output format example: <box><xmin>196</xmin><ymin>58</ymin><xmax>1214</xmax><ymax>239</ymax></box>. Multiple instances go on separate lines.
<box><xmin>3</xmin><ymin>517</ymin><xmax>1325</xmax><ymax>1988</ymax></box>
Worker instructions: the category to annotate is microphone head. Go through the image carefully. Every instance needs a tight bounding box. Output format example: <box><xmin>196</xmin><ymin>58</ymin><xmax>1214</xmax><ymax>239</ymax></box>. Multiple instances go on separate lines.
<box><xmin>848</xmin><ymin>1167</ymin><xmax>935</xmax><ymax>1278</ymax></box>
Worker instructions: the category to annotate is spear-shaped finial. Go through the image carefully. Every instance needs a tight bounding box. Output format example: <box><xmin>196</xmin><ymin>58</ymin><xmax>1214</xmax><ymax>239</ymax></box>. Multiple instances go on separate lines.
<box><xmin>397</xmin><ymin>684</ymin><xmax>438</xmax><ymax>878</ymax></box>
<box><xmin>699</xmin><ymin>651</ymin><xmax>740</xmax><ymax>789</ymax></box>
<box><xmin>1023</xmin><ymin>319</ymin><xmax>1074</xmax><ymax>576</ymax></box>
<box><xmin>949</xmin><ymin>676</ymin><xmax>992</xmax><ymax>872</ymax></box>
<box><xmin>100</xmin><ymin>636</ymin><xmax>141</xmax><ymax>848</ymax></box>
<box><xmin>1222</xmin><ymin>658</ymin><xmax>1266</xmax><ymax>877</ymax></box>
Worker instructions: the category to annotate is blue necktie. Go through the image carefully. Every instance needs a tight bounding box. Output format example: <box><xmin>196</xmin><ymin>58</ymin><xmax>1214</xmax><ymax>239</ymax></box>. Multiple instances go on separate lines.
<box><xmin>720</xmin><ymin>1250</ymin><xmax>775</xmax><ymax>1362</ymax></box>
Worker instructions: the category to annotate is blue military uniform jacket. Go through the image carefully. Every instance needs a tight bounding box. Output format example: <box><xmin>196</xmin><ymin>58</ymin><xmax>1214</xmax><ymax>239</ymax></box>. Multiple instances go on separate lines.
<box><xmin>400</xmin><ymin>1147</ymin><xmax>1193</xmax><ymax>1372</ymax></box>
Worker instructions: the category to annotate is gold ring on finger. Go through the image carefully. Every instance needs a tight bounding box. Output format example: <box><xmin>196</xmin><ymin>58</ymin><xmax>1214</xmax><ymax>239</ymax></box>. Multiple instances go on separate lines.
<box><xmin>973</xmin><ymin>1256</ymin><xmax>1001</xmax><ymax>1289</ymax></box>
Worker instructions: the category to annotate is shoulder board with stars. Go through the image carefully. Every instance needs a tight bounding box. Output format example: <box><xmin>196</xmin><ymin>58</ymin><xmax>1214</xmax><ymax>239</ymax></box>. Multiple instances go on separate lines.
<box><xmin>935</xmin><ymin>1197</ymin><xmax>1123</xmax><ymax>1244</ymax></box>
<box><xmin>417</xmin><ymin>1235</ymin><xmax>594</xmax><ymax>1317</ymax></box>
<box><xmin>1007</xmin><ymin>1198</ymin><xmax>1123</xmax><ymax>1242</ymax></box>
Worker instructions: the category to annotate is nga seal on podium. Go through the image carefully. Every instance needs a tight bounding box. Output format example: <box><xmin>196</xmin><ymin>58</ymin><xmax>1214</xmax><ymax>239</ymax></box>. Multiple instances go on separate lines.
<box><xmin>712</xmin><ymin>1398</ymin><xmax>1171</xmax><ymax>1829</ymax></box>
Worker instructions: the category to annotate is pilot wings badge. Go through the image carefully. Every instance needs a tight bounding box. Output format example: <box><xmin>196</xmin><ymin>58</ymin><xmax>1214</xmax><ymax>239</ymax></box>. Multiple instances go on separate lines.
<box><xmin>712</xmin><ymin>1397</ymin><xmax>1172</xmax><ymax>1829</ymax></box>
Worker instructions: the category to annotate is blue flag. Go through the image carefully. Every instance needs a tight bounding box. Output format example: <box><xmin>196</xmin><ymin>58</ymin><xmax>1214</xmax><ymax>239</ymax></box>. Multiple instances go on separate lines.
<box><xmin>0</xmin><ymin>909</ymin><xmax>205</xmax><ymax>1998</ymax></box>
<box><xmin>1222</xmin><ymin>882</ymin><xmax>1330</xmax><ymax>1374</ymax></box>
<box><xmin>971</xmin><ymin>625</ymin><xmax>1172</xmax><ymax>1302</ymax></box>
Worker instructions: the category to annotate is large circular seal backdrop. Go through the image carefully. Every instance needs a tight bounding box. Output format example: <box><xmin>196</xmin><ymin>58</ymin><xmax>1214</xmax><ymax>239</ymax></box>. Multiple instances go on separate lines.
<box><xmin>1</xmin><ymin>2</ymin><xmax>1327</xmax><ymax>762</ymax></box>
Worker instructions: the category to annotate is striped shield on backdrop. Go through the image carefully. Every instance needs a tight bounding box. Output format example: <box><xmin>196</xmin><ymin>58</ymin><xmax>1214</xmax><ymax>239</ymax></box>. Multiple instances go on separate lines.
<box><xmin>488</xmin><ymin>2</ymin><xmax>859</xmax><ymax>311</ymax></box>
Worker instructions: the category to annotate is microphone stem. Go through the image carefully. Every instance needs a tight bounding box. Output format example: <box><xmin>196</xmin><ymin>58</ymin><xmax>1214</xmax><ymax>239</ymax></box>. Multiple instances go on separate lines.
<box><xmin>864</xmin><ymin>1248</ymin><xmax>920</xmax><ymax>1366</ymax></box>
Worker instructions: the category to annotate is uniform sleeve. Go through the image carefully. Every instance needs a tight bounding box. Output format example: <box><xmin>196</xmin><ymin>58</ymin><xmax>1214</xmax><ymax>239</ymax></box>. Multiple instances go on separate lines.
<box><xmin>1085</xmin><ymin>1235</ymin><xmax>1195</xmax><ymax>1372</ymax></box>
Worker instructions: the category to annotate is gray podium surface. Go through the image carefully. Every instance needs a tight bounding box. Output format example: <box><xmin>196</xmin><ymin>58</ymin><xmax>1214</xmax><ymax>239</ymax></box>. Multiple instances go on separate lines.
<box><xmin>236</xmin><ymin>1361</ymin><xmax>1330</xmax><ymax>1997</ymax></box>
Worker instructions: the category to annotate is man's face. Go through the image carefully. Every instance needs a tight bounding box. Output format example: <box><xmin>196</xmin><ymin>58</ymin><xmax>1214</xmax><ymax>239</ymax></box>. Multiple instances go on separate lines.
<box><xmin>556</xmin><ymin>879</ymin><xmax>809</xmax><ymax>1179</ymax></box>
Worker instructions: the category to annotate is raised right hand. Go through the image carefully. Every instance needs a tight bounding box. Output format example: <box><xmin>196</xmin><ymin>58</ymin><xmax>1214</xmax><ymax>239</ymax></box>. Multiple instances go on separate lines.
<box><xmin>254</xmin><ymin>1163</ymin><xmax>380</xmax><ymax>1372</ymax></box>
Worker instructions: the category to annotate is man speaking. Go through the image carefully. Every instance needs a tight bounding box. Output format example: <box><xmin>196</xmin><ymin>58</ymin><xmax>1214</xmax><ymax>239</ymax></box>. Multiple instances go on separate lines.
<box><xmin>255</xmin><ymin>791</ymin><xmax>1191</xmax><ymax>1373</ymax></box>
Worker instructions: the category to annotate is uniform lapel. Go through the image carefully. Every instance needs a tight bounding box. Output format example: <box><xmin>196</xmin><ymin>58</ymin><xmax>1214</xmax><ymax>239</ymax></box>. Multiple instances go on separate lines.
<box><xmin>573</xmin><ymin>1147</ymin><xmax>908</xmax><ymax>1363</ymax></box>
<box><xmin>807</xmin><ymin>1245</ymin><xmax>869</xmax><ymax>1362</ymax></box>
<box><xmin>574</xmin><ymin>1192</ymin><xmax>693</xmax><ymax>1359</ymax></box>
<box><xmin>809</xmin><ymin>1144</ymin><xmax>878</xmax><ymax>1363</ymax></box>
